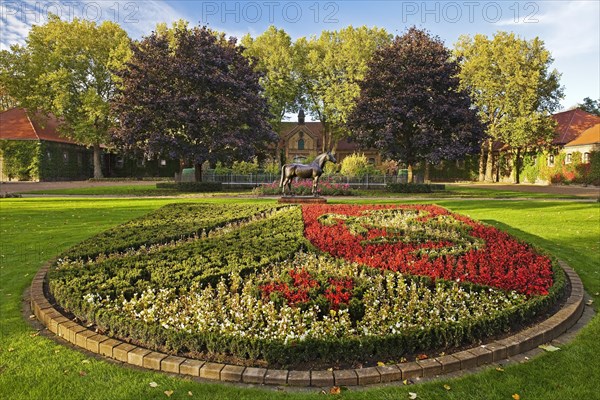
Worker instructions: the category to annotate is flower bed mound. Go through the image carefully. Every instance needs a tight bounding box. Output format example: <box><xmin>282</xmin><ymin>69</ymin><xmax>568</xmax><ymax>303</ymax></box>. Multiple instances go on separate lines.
<box><xmin>48</xmin><ymin>203</ymin><xmax>565</xmax><ymax>369</ymax></box>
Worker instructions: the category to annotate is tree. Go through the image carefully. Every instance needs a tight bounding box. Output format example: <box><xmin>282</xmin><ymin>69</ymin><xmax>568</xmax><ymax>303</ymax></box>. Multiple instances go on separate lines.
<box><xmin>0</xmin><ymin>15</ymin><xmax>131</xmax><ymax>178</ymax></box>
<box><xmin>454</xmin><ymin>32</ymin><xmax>563</xmax><ymax>182</ymax></box>
<box><xmin>241</xmin><ymin>26</ymin><xmax>302</xmax><ymax>133</ymax></box>
<box><xmin>296</xmin><ymin>26</ymin><xmax>391</xmax><ymax>152</ymax></box>
<box><xmin>347</xmin><ymin>27</ymin><xmax>484</xmax><ymax>183</ymax></box>
<box><xmin>111</xmin><ymin>24</ymin><xmax>275</xmax><ymax>181</ymax></box>
<box><xmin>578</xmin><ymin>97</ymin><xmax>600</xmax><ymax>116</ymax></box>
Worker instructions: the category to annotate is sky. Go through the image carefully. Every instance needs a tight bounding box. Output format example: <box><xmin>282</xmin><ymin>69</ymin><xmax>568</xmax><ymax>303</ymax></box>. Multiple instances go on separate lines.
<box><xmin>1</xmin><ymin>0</ymin><xmax>599</xmax><ymax>113</ymax></box>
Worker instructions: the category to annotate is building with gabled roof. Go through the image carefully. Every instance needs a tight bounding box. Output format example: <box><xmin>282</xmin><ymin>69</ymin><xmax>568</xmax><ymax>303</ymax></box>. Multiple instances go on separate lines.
<box><xmin>278</xmin><ymin>110</ymin><xmax>381</xmax><ymax>165</ymax></box>
<box><xmin>0</xmin><ymin>108</ymin><xmax>93</xmax><ymax>181</ymax></box>
<box><xmin>551</xmin><ymin>108</ymin><xmax>600</xmax><ymax>145</ymax></box>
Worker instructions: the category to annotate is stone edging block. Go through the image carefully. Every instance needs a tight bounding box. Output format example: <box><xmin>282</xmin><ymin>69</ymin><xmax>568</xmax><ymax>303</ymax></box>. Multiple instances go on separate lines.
<box><xmin>29</xmin><ymin>259</ymin><xmax>586</xmax><ymax>387</ymax></box>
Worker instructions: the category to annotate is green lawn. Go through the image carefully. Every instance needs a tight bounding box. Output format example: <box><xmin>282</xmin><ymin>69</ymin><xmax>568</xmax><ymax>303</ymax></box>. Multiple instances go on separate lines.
<box><xmin>22</xmin><ymin>183</ymin><xmax>581</xmax><ymax>199</ymax></box>
<box><xmin>1</xmin><ymin>197</ymin><xmax>598</xmax><ymax>399</ymax></box>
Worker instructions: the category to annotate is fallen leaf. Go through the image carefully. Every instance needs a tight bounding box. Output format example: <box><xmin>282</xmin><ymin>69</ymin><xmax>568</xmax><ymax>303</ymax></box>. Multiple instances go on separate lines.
<box><xmin>29</xmin><ymin>315</ymin><xmax>36</xmax><ymax>319</ymax></box>
<box><xmin>149</xmin><ymin>382</ymin><xmax>159</xmax><ymax>388</ymax></box>
<box><xmin>188</xmin><ymin>391</ymin><xmax>193</xmax><ymax>396</ymax></box>
<box><xmin>586</xmin><ymin>299</ymin><xmax>594</xmax><ymax>306</ymax></box>
<box><xmin>8</xmin><ymin>348</ymin><xmax>14</xmax><ymax>352</ymax></box>
<box><xmin>327</xmin><ymin>367</ymin><xmax>333</xmax><ymax>372</ymax></box>
<box><xmin>438</xmin><ymin>352</ymin><xmax>445</xmax><ymax>356</ymax></box>
<box><xmin>496</xmin><ymin>367</ymin><xmax>505</xmax><ymax>372</ymax></box>
<box><xmin>408</xmin><ymin>392</ymin><xmax>418</xmax><ymax>399</ymax></box>
<box><xmin>54</xmin><ymin>349</ymin><xmax>60</xmax><ymax>354</ymax></box>
<box><xmin>29</xmin><ymin>332</ymin><xmax>39</xmax><ymax>337</ymax></box>
<box><xmin>164</xmin><ymin>390</ymin><xmax>173</xmax><ymax>397</ymax></box>
<box><xmin>81</xmin><ymin>360</ymin><xmax>90</xmax><ymax>364</ymax></box>
<box><xmin>330</xmin><ymin>386</ymin><xmax>341</xmax><ymax>395</ymax></box>
<box><xmin>79</xmin><ymin>370</ymin><xmax>87</xmax><ymax>376</ymax></box>
<box><xmin>416</xmin><ymin>354</ymin><xmax>428</xmax><ymax>360</ymax></box>
<box><xmin>443</xmin><ymin>384</ymin><xmax>451</xmax><ymax>391</ymax></box>
<box><xmin>403</xmin><ymin>379</ymin><xmax>414</xmax><ymax>385</ymax></box>
<box><xmin>539</xmin><ymin>344</ymin><xmax>561</xmax><ymax>352</ymax></box>
<box><xmin>377</xmin><ymin>361</ymin><xmax>385</xmax><ymax>367</ymax></box>
<box><xmin>512</xmin><ymin>394</ymin><xmax>520</xmax><ymax>400</ymax></box>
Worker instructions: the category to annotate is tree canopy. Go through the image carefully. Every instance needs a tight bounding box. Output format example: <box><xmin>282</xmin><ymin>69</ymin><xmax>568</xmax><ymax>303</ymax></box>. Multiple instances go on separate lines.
<box><xmin>296</xmin><ymin>26</ymin><xmax>391</xmax><ymax>151</ymax></box>
<box><xmin>577</xmin><ymin>97</ymin><xmax>600</xmax><ymax>116</ymax></box>
<box><xmin>241</xmin><ymin>26</ymin><xmax>302</xmax><ymax>132</ymax></box>
<box><xmin>454</xmin><ymin>31</ymin><xmax>563</xmax><ymax>182</ymax></box>
<box><xmin>347</xmin><ymin>27</ymin><xmax>484</xmax><ymax>182</ymax></box>
<box><xmin>111</xmin><ymin>24</ymin><xmax>275</xmax><ymax>181</ymax></box>
<box><xmin>0</xmin><ymin>15</ymin><xmax>131</xmax><ymax>178</ymax></box>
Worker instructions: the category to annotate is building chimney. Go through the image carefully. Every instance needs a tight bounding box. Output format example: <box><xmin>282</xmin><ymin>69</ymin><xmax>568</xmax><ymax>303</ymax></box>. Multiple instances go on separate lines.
<box><xmin>298</xmin><ymin>108</ymin><xmax>305</xmax><ymax>125</ymax></box>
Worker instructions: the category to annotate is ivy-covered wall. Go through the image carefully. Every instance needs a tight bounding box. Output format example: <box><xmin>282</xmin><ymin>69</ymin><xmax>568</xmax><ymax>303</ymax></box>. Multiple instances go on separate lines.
<box><xmin>39</xmin><ymin>141</ymin><xmax>94</xmax><ymax>181</ymax></box>
<box><xmin>428</xmin><ymin>156</ymin><xmax>479</xmax><ymax>182</ymax></box>
<box><xmin>0</xmin><ymin>140</ymin><xmax>41</xmax><ymax>181</ymax></box>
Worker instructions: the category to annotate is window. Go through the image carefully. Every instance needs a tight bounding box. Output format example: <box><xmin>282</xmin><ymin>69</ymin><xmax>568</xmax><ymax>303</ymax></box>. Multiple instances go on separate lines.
<box><xmin>160</xmin><ymin>159</ymin><xmax>167</xmax><ymax>166</ymax></box>
<box><xmin>297</xmin><ymin>138</ymin><xmax>305</xmax><ymax>150</ymax></box>
<box><xmin>583</xmin><ymin>152</ymin><xmax>590</xmax><ymax>163</ymax></box>
<box><xmin>548</xmin><ymin>154</ymin><xmax>555</xmax><ymax>167</ymax></box>
<box><xmin>368</xmin><ymin>157</ymin><xmax>376</xmax><ymax>164</ymax></box>
<box><xmin>116</xmin><ymin>157</ymin><xmax>125</xmax><ymax>169</ymax></box>
<box><xmin>565</xmin><ymin>153</ymin><xmax>572</xmax><ymax>164</ymax></box>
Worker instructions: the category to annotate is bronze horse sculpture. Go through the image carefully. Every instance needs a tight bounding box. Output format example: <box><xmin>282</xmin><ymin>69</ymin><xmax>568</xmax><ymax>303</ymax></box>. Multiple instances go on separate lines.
<box><xmin>279</xmin><ymin>152</ymin><xmax>337</xmax><ymax>196</ymax></box>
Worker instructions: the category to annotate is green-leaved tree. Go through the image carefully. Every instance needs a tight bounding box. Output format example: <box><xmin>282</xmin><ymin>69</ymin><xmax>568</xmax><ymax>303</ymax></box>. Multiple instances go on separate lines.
<box><xmin>454</xmin><ymin>31</ymin><xmax>563</xmax><ymax>182</ymax></box>
<box><xmin>241</xmin><ymin>26</ymin><xmax>302</xmax><ymax>133</ymax></box>
<box><xmin>296</xmin><ymin>26</ymin><xmax>391</xmax><ymax>152</ymax></box>
<box><xmin>0</xmin><ymin>15</ymin><xmax>131</xmax><ymax>178</ymax></box>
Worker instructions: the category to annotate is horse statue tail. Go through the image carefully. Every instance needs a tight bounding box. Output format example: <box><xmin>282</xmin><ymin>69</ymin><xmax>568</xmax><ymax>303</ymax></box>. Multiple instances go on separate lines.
<box><xmin>279</xmin><ymin>165</ymin><xmax>286</xmax><ymax>187</ymax></box>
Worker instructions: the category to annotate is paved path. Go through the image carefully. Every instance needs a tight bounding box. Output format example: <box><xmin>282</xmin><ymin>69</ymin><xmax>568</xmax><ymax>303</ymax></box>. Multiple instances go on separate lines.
<box><xmin>0</xmin><ymin>180</ymin><xmax>162</xmax><ymax>195</ymax></box>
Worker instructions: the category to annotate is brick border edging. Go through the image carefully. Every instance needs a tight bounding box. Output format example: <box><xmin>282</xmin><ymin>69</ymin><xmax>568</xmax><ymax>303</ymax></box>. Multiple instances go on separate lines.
<box><xmin>30</xmin><ymin>260</ymin><xmax>585</xmax><ymax>387</ymax></box>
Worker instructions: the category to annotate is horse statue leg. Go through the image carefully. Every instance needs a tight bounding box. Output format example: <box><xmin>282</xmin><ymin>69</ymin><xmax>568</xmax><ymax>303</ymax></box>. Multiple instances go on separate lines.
<box><xmin>312</xmin><ymin>175</ymin><xmax>320</xmax><ymax>197</ymax></box>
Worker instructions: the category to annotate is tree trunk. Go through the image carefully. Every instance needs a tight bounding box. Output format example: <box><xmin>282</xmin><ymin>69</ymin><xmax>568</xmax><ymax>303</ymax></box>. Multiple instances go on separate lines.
<box><xmin>514</xmin><ymin>148</ymin><xmax>521</xmax><ymax>184</ymax></box>
<box><xmin>194</xmin><ymin>162</ymin><xmax>202</xmax><ymax>182</ymax></box>
<box><xmin>424</xmin><ymin>161</ymin><xmax>430</xmax><ymax>182</ymax></box>
<box><xmin>407</xmin><ymin>164</ymin><xmax>413</xmax><ymax>184</ymax></box>
<box><xmin>485</xmin><ymin>140</ymin><xmax>494</xmax><ymax>182</ymax></box>
<box><xmin>93</xmin><ymin>144</ymin><xmax>103</xmax><ymax>179</ymax></box>
<box><xmin>478</xmin><ymin>142</ymin><xmax>486</xmax><ymax>181</ymax></box>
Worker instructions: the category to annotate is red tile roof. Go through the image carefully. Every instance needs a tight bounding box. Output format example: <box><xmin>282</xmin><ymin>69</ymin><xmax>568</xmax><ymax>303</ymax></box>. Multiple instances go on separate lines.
<box><xmin>565</xmin><ymin>123</ymin><xmax>600</xmax><ymax>147</ymax></box>
<box><xmin>551</xmin><ymin>109</ymin><xmax>600</xmax><ymax>145</ymax></box>
<box><xmin>0</xmin><ymin>108</ymin><xmax>77</xmax><ymax>144</ymax></box>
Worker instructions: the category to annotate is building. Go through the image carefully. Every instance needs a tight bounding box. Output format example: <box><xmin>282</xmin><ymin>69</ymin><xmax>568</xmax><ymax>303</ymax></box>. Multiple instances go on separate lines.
<box><xmin>563</xmin><ymin>124</ymin><xmax>600</xmax><ymax>163</ymax></box>
<box><xmin>278</xmin><ymin>110</ymin><xmax>381</xmax><ymax>165</ymax></box>
<box><xmin>0</xmin><ymin>108</ymin><xmax>179</xmax><ymax>181</ymax></box>
<box><xmin>0</xmin><ymin>108</ymin><xmax>93</xmax><ymax>181</ymax></box>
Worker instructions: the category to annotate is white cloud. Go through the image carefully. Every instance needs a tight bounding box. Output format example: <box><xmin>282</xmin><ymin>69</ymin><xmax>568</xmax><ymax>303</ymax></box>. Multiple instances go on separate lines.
<box><xmin>497</xmin><ymin>1</ymin><xmax>599</xmax><ymax>58</ymax></box>
<box><xmin>0</xmin><ymin>0</ymin><xmax>187</xmax><ymax>50</ymax></box>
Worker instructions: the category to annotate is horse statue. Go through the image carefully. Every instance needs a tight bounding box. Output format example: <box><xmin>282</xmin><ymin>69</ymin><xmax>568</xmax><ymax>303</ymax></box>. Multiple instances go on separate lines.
<box><xmin>279</xmin><ymin>152</ymin><xmax>337</xmax><ymax>196</ymax></box>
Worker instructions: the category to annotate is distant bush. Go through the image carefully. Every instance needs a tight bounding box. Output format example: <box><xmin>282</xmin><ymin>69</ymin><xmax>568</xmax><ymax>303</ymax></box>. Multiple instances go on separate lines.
<box><xmin>232</xmin><ymin>158</ymin><xmax>259</xmax><ymax>174</ymax></box>
<box><xmin>340</xmin><ymin>153</ymin><xmax>381</xmax><ymax>178</ymax></box>
<box><xmin>253</xmin><ymin>180</ymin><xmax>354</xmax><ymax>196</ymax></box>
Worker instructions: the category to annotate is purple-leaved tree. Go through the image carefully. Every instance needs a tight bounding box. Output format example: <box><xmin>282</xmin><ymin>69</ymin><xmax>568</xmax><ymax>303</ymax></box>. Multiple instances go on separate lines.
<box><xmin>111</xmin><ymin>24</ymin><xmax>276</xmax><ymax>181</ymax></box>
<box><xmin>347</xmin><ymin>27</ymin><xmax>484</xmax><ymax>182</ymax></box>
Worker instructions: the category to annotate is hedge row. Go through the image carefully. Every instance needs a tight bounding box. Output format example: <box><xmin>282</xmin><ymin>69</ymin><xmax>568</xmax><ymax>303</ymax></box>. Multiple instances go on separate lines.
<box><xmin>49</xmin><ymin>206</ymin><xmax>307</xmax><ymax>315</ymax></box>
<box><xmin>386</xmin><ymin>183</ymin><xmax>445</xmax><ymax>193</ymax></box>
<box><xmin>63</xmin><ymin>203</ymin><xmax>284</xmax><ymax>260</ymax></box>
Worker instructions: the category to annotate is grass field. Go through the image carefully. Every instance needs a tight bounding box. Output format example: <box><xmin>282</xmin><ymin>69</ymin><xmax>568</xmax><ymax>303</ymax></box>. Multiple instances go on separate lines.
<box><xmin>21</xmin><ymin>183</ymin><xmax>580</xmax><ymax>199</ymax></box>
<box><xmin>0</xmin><ymin>197</ymin><xmax>598</xmax><ymax>400</ymax></box>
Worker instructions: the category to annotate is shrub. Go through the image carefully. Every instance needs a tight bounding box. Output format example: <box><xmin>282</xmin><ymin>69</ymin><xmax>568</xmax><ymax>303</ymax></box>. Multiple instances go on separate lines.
<box><xmin>340</xmin><ymin>153</ymin><xmax>380</xmax><ymax>178</ymax></box>
<box><xmin>231</xmin><ymin>158</ymin><xmax>259</xmax><ymax>174</ymax></box>
<box><xmin>156</xmin><ymin>181</ymin><xmax>222</xmax><ymax>192</ymax></box>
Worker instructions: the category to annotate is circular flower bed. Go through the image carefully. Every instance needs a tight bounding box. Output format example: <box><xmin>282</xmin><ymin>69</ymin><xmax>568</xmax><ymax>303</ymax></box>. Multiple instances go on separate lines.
<box><xmin>48</xmin><ymin>203</ymin><xmax>565</xmax><ymax>369</ymax></box>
